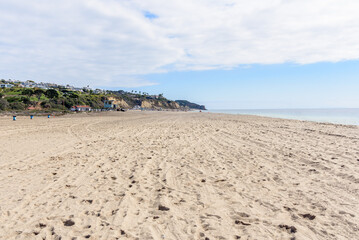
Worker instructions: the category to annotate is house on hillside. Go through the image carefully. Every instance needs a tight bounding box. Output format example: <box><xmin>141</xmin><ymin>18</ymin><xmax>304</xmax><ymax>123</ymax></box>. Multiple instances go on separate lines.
<box><xmin>23</xmin><ymin>81</ymin><xmax>36</xmax><ymax>88</ymax></box>
<box><xmin>94</xmin><ymin>89</ymin><xmax>104</xmax><ymax>94</ymax></box>
<box><xmin>65</xmin><ymin>84</ymin><xmax>74</xmax><ymax>90</ymax></box>
<box><xmin>70</xmin><ymin>105</ymin><xmax>92</xmax><ymax>112</ymax></box>
<box><xmin>83</xmin><ymin>85</ymin><xmax>92</xmax><ymax>91</ymax></box>
<box><xmin>0</xmin><ymin>84</ymin><xmax>14</xmax><ymax>88</ymax></box>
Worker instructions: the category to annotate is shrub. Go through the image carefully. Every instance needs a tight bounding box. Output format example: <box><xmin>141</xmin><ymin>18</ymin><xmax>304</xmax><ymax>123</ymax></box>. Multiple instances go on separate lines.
<box><xmin>0</xmin><ymin>98</ymin><xmax>9</xmax><ymax>110</ymax></box>
<box><xmin>50</xmin><ymin>103</ymin><xmax>66</xmax><ymax>110</ymax></box>
<box><xmin>9</xmin><ymin>102</ymin><xmax>25</xmax><ymax>110</ymax></box>
<box><xmin>6</xmin><ymin>96</ymin><xmax>22</xmax><ymax>103</ymax></box>
<box><xmin>40</xmin><ymin>101</ymin><xmax>51</xmax><ymax>109</ymax></box>
<box><xmin>70</xmin><ymin>92</ymin><xmax>80</xmax><ymax>99</ymax></box>
<box><xmin>63</xmin><ymin>98</ymin><xmax>75</xmax><ymax>108</ymax></box>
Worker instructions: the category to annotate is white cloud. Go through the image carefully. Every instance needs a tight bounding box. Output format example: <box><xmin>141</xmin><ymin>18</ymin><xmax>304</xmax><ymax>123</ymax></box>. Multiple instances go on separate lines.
<box><xmin>0</xmin><ymin>0</ymin><xmax>359</xmax><ymax>87</ymax></box>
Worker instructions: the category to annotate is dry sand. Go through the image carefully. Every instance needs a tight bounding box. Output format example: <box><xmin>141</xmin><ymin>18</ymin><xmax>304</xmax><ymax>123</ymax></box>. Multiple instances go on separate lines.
<box><xmin>0</xmin><ymin>111</ymin><xmax>358</xmax><ymax>240</ymax></box>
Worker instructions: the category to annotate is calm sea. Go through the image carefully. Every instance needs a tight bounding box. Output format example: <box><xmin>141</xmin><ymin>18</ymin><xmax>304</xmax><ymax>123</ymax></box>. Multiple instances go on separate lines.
<box><xmin>209</xmin><ymin>108</ymin><xmax>359</xmax><ymax>125</ymax></box>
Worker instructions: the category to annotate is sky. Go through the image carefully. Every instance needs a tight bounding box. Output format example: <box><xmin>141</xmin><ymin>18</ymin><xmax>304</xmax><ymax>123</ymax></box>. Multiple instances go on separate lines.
<box><xmin>1</xmin><ymin>0</ymin><xmax>359</xmax><ymax>109</ymax></box>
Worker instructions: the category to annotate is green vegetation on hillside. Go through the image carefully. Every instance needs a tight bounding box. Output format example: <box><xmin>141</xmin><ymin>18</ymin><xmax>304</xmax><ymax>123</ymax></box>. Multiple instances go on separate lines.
<box><xmin>175</xmin><ymin>100</ymin><xmax>206</xmax><ymax>110</ymax></box>
<box><xmin>0</xmin><ymin>87</ymin><xmax>197</xmax><ymax>112</ymax></box>
<box><xmin>0</xmin><ymin>79</ymin><xmax>206</xmax><ymax>112</ymax></box>
<box><xmin>0</xmin><ymin>87</ymin><xmax>110</xmax><ymax>111</ymax></box>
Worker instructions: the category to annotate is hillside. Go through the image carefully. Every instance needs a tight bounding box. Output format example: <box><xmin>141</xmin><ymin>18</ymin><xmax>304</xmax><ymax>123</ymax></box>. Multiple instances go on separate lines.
<box><xmin>0</xmin><ymin>80</ymin><xmax>205</xmax><ymax>112</ymax></box>
<box><xmin>175</xmin><ymin>100</ymin><xmax>206</xmax><ymax>110</ymax></box>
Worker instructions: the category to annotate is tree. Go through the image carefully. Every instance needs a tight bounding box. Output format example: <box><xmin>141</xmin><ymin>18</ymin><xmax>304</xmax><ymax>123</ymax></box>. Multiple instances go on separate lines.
<box><xmin>45</xmin><ymin>89</ymin><xmax>59</xmax><ymax>99</ymax></box>
<box><xmin>22</xmin><ymin>88</ymin><xmax>34</xmax><ymax>97</ymax></box>
<box><xmin>21</xmin><ymin>96</ymin><xmax>31</xmax><ymax>105</ymax></box>
<box><xmin>34</xmin><ymin>88</ymin><xmax>45</xmax><ymax>100</ymax></box>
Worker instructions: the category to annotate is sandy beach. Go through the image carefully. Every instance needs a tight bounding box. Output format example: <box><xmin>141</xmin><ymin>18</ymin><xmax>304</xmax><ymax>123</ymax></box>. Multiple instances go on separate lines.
<box><xmin>0</xmin><ymin>111</ymin><xmax>358</xmax><ymax>240</ymax></box>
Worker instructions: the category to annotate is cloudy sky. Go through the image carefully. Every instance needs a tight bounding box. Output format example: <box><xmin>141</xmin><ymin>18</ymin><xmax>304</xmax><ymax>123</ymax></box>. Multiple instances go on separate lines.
<box><xmin>1</xmin><ymin>0</ymin><xmax>359</xmax><ymax>108</ymax></box>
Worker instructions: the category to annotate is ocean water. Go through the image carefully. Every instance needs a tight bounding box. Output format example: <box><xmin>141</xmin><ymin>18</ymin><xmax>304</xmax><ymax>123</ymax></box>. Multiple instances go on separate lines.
<box><xmin>209</xmin><ymin>108</ymin><xmax>359</xmax><ymax>125</ymax></box>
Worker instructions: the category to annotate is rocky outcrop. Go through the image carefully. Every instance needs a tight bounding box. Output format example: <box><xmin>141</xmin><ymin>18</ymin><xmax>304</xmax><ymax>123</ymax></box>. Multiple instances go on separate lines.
<box><xmin>140</xmin><ymin>100</ymin><xmax>180</xmax><ymax>109</ymax></box>
<box><xmin>107</xmin><ymin>93</ymin><xmax>201</xmax><ymax>110</ymax></box>
<box><xmin>116</xmin><ymin>99</ymin><xmax>130</xmax><ymax>109</ymax></box>
<box><xmin>141</xmin><ymin>100</ymin><xmax>153</xmax><ymax>109</ymax></box>
<box><xmin>108</xmin><ymin>97</ymin><xmax>130</xmax><ymax>109</ymax></box>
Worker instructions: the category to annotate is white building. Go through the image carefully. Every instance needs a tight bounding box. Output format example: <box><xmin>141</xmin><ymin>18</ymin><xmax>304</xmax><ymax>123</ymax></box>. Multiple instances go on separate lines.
<box><xmin>0</xmin><ymin>84</ymin><xmax>14</xmax><ymax>88</ymax></box>
<box><xmin>70</xmin><ymin>105</ymin><xmax>92</xmax><ymax>111</ymax></box>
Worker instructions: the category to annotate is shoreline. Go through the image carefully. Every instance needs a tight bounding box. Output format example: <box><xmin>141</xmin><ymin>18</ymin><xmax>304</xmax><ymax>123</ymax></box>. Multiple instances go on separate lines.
<box><xmin>207</xmin><ymin>112</ymin><xmax>359</xmax><ymax>128</ymax></box>
<box><xmin>207</xmin><ymin>108</ymin><xmax>359</xmax><ymax>126</ymax></box>
<box><xmin>2</xmin><ymin>109</ymin><xmax>359</xmax><ymax>128</ymax></box>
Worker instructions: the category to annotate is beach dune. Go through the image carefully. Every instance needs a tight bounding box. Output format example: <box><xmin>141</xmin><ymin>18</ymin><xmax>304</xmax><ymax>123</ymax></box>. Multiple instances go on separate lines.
<box><xmin>0</xmin><ymin>112</ymin><xmax>358</xmax><ymax>239</ymax></box>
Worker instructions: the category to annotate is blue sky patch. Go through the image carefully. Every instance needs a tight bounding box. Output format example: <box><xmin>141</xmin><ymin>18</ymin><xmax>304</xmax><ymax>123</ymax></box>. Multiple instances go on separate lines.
<box><xmin>144</xmin><ymin>11</ymin><xmax>158</xmax><ymax>19</ymax></box>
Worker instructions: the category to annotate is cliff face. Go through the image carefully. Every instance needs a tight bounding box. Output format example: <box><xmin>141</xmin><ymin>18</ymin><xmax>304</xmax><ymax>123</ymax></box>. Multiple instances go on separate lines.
<box><xmin>141</xmin><ymin>100</ymin><xmax>180</xmax><ymax>109</ymax></box>
<box><xmin>108</xmin><ymin>97</ymin><xmax>130</xmax><ymax>109</ymax></box>
<box><xmin>169</xmin><ymin>102</ymin><xmax>180</xmax><ymax>109</ymax></box>
<box><xmin>108</xmin><ymin>91</ymin><xmax>203</xmax><ymax>110</ymax></box>
<box><xmin>109</xmin><ymin>97</ymin><xmax>181</xmax><ymax>110</ymax></box>
<box><xmin>141</xmin><ymin>100</ymin><xmax>153</xmax><ymax>109</ymax></box>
